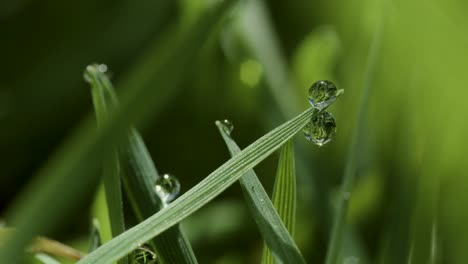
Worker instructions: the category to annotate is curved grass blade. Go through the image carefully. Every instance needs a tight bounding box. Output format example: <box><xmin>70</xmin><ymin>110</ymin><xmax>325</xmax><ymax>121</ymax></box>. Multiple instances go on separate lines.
<box><xmin>215</xmin><ymin>123</ymin><xmax>305</xmax><ymax>264</ymax></box>
<box><xmin>78</xmin><ymin>107</ymin><xmax>318</xmax><ymax>264</ymax></box>
<box><xmin>86</xmin><ymin>65</ymin><xmax>127</xmax><ymax>264</ymax></box>
<box><xmin>0</xmin><ymin>2</ymin><xmax>234</xmax><ymax>262</ymax></box>
<box><xmin>324</xmin><ymin>17</ymin><xmax>383</xmax><ymax>264</ymax></box>
<box><xmin>87</xmin><ymin>66</ymin><xmax>198</xmax><ymax>263</ymax></box>
<box><xmin>261</xmin><ymin>140</ymin><xmax>297</xmax><ymax>264</ymax></box>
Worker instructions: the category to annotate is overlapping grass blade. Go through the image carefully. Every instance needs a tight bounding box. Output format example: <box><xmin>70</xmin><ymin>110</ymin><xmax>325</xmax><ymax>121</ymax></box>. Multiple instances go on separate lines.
<box><xmin>34</xmin><ymin>254</ymin><xmax>61</xmax><ymax>264</ymax></box>
<box><xmin>77</xmin><ymin>107</ymin><xmax>318</xmax><ymax>264</ymax></box>
<box><xmin>86</xmin><ymin>65</ymin><xmax>127</xmax><ymax>264</ymax></box>
<box><xmin>261</xmin><ymin>140</ymin><xmax>297</xmax><ymax>264</ymax></box>
<box><xmin>0</xmin><ymin>2</ymin><xmax>234</xmax><ymax>262</ymax></box>
<box><xmin>215</xmin><ymin>123</ymin><xmax>305</xmax><ymax>264</ymax></box>
<box><xmin>324</xmin><ymin>17</ymin><xmax>383</xmax><ymax>264</ymax></box>
<box><xmin>87</xmin><ymin>66</ymin><xmax>198</xmax><ymax>263</ymax></box>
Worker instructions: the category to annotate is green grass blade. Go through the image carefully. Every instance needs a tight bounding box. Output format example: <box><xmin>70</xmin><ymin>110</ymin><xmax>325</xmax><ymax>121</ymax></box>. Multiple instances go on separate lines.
<box><xmin>88</xmin><ymin>219</ymin><xmax>102</xmax><ymax>253</ymax></box>
<box><xmin>77</xmin><ymin>107</ymin><xmax>318</xmax><ymax>264</ymax></box>
<box><xmin>261</xmin><ymin>140</ymin><xmax>297</xmax><ymax>264</ymax></box>
<box><xmin>324</xmin><ymin>18</ymin><xmax>383</xmax><ymax>264</ymax></box>
<box><xmin>34</xmin><ymin>254</ymin><xmax>61</xmax><ymax>264</ymax></box>
<box><xmin>86</xmin><ymin>65</ymin><xmax>127</xmax><ymax>264</ymax></box>
<box><xmin>238</xmin><ymin>0</ymin><xmax>299</xmax><ymax>117</ymax></box>
<box><xmin>0</xmin><ymin>2</ymin><xmax>233</xmax><ymax>262</ymax></box>
<box><xmin>215</xmin><ymin>123</ymin><xmax>305</xmax><ymax>264</ymax></box>
<box><xmin>88</xmin><ymin>66</ymin><xmax>198</xmax><ymax>263</ymax></box>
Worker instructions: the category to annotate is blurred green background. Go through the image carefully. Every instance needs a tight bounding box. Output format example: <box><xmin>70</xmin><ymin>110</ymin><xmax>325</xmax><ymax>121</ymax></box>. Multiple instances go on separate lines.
<box><xmin>1</xmin><ymin>0</ymin><xmax>468</xmax><ymax>263</ymax></box>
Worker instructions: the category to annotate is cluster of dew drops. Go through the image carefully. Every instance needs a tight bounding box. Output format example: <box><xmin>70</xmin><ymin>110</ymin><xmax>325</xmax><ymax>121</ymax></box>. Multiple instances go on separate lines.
<box><xmin>303</xmin><ymin>80</ymin><xmax>343</xmax><ymax>146</ymax></box>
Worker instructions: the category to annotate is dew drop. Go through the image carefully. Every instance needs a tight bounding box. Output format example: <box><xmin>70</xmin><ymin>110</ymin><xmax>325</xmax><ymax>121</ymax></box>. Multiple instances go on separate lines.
<box><xmin>308</xmin><ymin>80</ymin><xmax>342</xmax><ymax>110</ymax></box>
<box><xmin>303</xmin><ymin>111</ymin><xmax>336</xmax><ymax>146</ymax></box>
<box><xmin>155</xmin><ymin>174</ymin><xmax>181</xmax><ymax>204</ymax></box>
<box><xmin>132</xmin><ymin>243</ymin><xmax>158</xmax><ymax>264</ymax></box>
<box><xmin>98</xmin><ymin>64</ymin><xmax>108</xmax><ymax>73</ymax></box>
<box><xmin>221</xmin><ymin>119</ymin><xmax>234</xmax><ymax>135</ymax></box>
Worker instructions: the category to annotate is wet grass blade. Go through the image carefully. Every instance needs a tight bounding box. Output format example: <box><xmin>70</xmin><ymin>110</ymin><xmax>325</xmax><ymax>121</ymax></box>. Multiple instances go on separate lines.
<box><xmin>215</xmin><ymin>123</ymin><xmax>305</xmax><ymax>264</ymax></box>
<box><xmin>0</xmin><ymin>2</ymin><xmax>234</xmax><ymax>262</ymax></box>
<box><xmin>77</xmin><ymin>107</ymin><xmax>318</xmax><ymax>264</ymax></box>
<box><xmin>87</xmin><ymin>66</ymin><xmax>198</xmax><ymax>263</ymax></box>
<box><xmin>261</xmin><ymin>140</ymin><xmax>297</xmax><ymax>264</ymax></box>
<box><xmin>324</xmin><ymin>18</ymin><xmax>383</xmax><ymax>264</ymax></box>
<box><xmin>86</xmin><ymin>65</ymin><xmax>127</xmax><ymax>264</ymax></box>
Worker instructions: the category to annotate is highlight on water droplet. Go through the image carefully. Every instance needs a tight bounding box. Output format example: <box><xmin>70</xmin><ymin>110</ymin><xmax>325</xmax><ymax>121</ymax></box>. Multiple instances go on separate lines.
<box><xmin>303</xmin><ymin>111</ymin><xmax>336</xmax><ymax>146</ymax></box>
<box><xmin>155</xmin><ymin>174</ymin><xmax>181</xmax><ymax>204</ymax></box>
<box><xmin>308</xmin><ymin>80</ymin><xmax>342</xmax><ymax>110</ymax></box>
<box><xmin>132</xmin><ymin>243</ymin><xmax>158</xmax><ymax>264</ymax></box>
<box><xmin>83</xmin><ymin>63</ymin><xmax>108</xmax><ymax>83</ymax></box>
<box><xmin>221</xmin><ymin>119</ymin><xmax>234</xmax><ymax>135</ymax></box>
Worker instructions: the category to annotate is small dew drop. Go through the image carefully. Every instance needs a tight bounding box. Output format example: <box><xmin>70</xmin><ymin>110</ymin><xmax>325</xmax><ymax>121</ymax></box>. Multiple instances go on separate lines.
<box><xmin>98</xmin><ymin>64</ymin><xmax>108</xmax><ymax>73</ymax></box>
<box><xmin>303</xmin><ymin>111</ymin><xmax>336</xmax><ymax>146</ymax></box>
<box><xmin>221</xmin><ymin>119</ymin><xmax>234</xmax><ymax>135</ymax></box>
<box><xmin>155</xmin><ymin>174</ymin><xmax>181</xmax><ymax>204</ymax></box>
<box><xmin>132</xmin><ymin>243</ymin><xmax>157</xmax><ymax>264</ymax></box>
<box><xmin>308</xmin><ymin>80</ymin><xmax>341</xmax><ymax>110</ymax></box>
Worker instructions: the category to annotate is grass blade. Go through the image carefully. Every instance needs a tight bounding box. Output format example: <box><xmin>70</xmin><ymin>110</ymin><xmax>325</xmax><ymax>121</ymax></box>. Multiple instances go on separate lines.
<box><xmin>261</xmin><ymin>140</ymin><xmax>297</xmax><ymax>264</ymax></box>
<box><xmin>215</xmin><ymin>123</ymin><xmax>305</xmax><ymax>264</ymax></box>
<box><xmin>324</xmin><ymin>18</ymin><xmax>383</xmax><ymax>264</ymax></box>
<box><xmin>86</xmin><ymin>65</ymin><xmax>127</xmax><ymax>264</ymax></box>
<box><xmin>0</xmin><ymin>2</ymin><xmax>234</xmax><ymax>262</ymax></box>
<box><xmin>87</xmin><ymin>66</ymin><xmax>198</xmax><ymax>263</ymax></box>
<box><xmin>78</xmin><ymin>107</ymin><xmax>318</xmax><ymax>264</ymax></box>
<box><xmin>88</xmin><ymin>219</ymin><xmax>102</xmax><ymax>253</ymax></box>
<box><xmin>34</xmin><ymin>254</ymin><xmax>61</xmax><ymax>264</ymax></box>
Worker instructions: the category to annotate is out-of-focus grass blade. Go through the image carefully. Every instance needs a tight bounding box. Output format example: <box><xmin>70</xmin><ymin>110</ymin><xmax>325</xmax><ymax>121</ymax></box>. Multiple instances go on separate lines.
<box><xmin>215</xmin><ymin>123</ymin><xmax>305</xmax><ymax>264</ymax></box>
<box><xmin>324</xmin><ymin>17</ymin><xmax>383</xmax><ymax>264</ymax></box>
<box><xmin>86</xmin><ymin>65</ymin><xmax>127</xmax><ymax>264</ymax></box>
<box><xmin>34</xmin><ymin>254</ymin><xmax>61</xmax><ymax>264</ymax></box>
<box><xmin>87</xmin><ymin>66</ymin><xmax>198</xmax><ymax>263</ymax></box>
<box><xmin>78</xmin><ymin>107</ymin><xmax>318</xmax><ymax>264</ymax></box>
<box><xmin>0</xmin><ymin>2</ymin><xmax>234</xmax><ymax>262</ymax></box>
<box><xmin>261</xmin><ymin>140</ymin><xmax>297</xmax><ymax>264</ymax></box>
<box><xmin>237</xmin><ymin>0</ymin><xmax>299</xmax><ymax>117</ymax></box>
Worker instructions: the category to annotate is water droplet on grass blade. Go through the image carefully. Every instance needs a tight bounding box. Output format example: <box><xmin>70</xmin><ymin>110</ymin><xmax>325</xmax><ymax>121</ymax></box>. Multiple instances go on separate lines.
<box><xmin>132</xmin><ymin>244</ymin><xmax>157</xmax><ymax>264</ymax></box>
<box><xmin>303</xmin><ymin>111</ymin><xmax>336</xmax><ymax>146</ymax></box>
<box><xmin>220</xmin><ymin>119</ymin><xmax>234</xmax><ymax>135</ymax></box>
<box><xmin>308</xmin><ymin>80</ymin><xmax>342</xmax><ymax>109</ymax></box>
<box><xmin>155</xmin><ymin>174</ymin><xmax>181</xmax><ymax>204</ymax></box>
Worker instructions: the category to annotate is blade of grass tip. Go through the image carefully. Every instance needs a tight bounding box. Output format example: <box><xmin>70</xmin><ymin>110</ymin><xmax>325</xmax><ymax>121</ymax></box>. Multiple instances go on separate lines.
<box><xmin>324</xmin><ymin>18</ymin><xmax>383</xmax><ymax>264</ymax></box>
<box><xmin>86</xmin><ymin>65</ymin><xmax>127</xmax><ymax>264</ymax></box>
<box><xmin>89</xmin><ymin>219</ymin><xmax>102</xmax><ymax>253</ymax></box>
<box><xmin>0</xmin><ymin>228</ymin><xmax>84</xmax><ymax>261</ymax></box>
<box><xmin>92</xmin><ymin>68</ymin><xmax>198</xmax><ymax>263</ymax></box>
<box><xmin>0</xmin><ymin>1</ymin><xmax>234</xmax><ymax>262</ymax></box>
<box><xmin>261</xmin><ymin>140</ymin><xmax>297</xmax><ymax>264</ymax></box>
<box><xmin>78</xmin><ymin>107</ymin><xmax>319</xmax><ymax>264</ymax></box>
<box><xmin>215</xmin><ymin>123</ymin><xmax>305</xmax><ymax>264</ymax></box>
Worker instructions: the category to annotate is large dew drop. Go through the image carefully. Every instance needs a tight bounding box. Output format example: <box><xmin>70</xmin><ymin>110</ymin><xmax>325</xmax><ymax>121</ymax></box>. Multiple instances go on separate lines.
<box><xmin>303</xmin><ymin>111</ymin><xmax>336</xmax><ymax>146</ymax></box>
<box><xmin>155</xmin><ymin>174</ymin><xmax>181</xmax><ymax>204</ymax></box>
<box><xmin>308</xmin><ymin>80</ymin><xmax>342</xmax><ymax>110</ymax></box>
<box><xmin>132</xmin><ymin>244</ymin><xmax>158</xmax><ymax>264</ymax></box>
